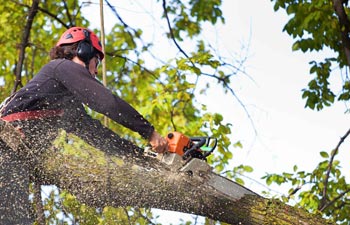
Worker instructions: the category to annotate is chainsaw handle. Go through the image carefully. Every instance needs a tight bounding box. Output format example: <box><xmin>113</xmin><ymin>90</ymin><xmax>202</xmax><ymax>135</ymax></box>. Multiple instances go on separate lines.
<box><xmin>203</xmin><ymin>137</ymin><xmax>217</xmax><ymax>158</ymax></box>
<box><xmin>182</xmin><ymin>137</ymin><xmax>207</xmax><ymax>160</ymax></box>
<box><xmin>190</xmin><ymin>137</ymin><xmax>207</xmax><ymax>147</ymax></box>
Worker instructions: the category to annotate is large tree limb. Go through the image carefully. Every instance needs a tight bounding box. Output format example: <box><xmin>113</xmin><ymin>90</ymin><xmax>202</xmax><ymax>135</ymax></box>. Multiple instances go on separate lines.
<box><xmin>0</xmin><ymin>121</ymin><xmax>335</xmax><ymax>224</ymax></box>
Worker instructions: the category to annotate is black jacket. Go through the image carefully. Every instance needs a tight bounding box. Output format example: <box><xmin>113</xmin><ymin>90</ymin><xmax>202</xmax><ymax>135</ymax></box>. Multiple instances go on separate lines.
<box><xmin>2</xmin><ymin>59</ymin><xmax>154</xmax><ymax>140</ymax></box>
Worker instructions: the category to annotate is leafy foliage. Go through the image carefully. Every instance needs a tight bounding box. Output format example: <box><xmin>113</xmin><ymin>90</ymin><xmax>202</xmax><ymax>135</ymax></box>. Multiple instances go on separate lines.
<box><xmin>267</xmin><ymin>1</ymin><xmax>350</xmax><ymax>223</ymax></box>
<box><xmin>271</xmin><ymin>0</ymin><xmax>350</xmax><ymax>110</ymax></box>
<box><xmin>262</xmin><ymin>150</ymin><xmax>350</xmax><ymax>224</ymax></box>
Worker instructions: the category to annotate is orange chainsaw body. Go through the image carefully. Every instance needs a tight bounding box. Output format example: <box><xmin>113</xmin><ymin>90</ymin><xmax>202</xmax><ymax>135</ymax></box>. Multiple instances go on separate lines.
<box><xmin>166</xmin><ymin>131</ymin><xmax>191</xmax><ymax>156</ymax></box>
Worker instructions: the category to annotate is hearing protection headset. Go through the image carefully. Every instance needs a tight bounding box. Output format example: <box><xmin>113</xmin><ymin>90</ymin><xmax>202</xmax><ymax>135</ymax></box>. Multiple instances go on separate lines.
<box><xmin>56</xmin><ymin>27</ymin><xmax>105</xmax><ymax>62</ymax></box>
<box><xmin>76</xmin><ymin>29</ymin><xmax>95</xmax><ymax>66</ymax></box>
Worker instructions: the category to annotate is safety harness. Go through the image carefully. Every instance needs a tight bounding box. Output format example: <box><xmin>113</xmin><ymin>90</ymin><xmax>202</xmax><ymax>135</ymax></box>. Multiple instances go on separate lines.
<box><xmin>1</xmin><ymin>109</ymin><xmax>64</xmax><ymax>122</ymax></box>
<box><xmin>0</xmin><ymin>91</ymin><xmax>64</xmax><ymax>122</ymax></box>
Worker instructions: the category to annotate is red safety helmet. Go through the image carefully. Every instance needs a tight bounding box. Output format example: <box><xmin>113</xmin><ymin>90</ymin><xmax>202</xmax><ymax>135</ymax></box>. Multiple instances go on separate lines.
<box><xmin>56</xmin><ymin>27</ymin><xmax>104</xmax><ymax>60</ymax></box>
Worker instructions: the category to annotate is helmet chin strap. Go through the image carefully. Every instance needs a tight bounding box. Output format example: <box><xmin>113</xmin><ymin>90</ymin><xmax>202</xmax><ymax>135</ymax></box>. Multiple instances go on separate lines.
<box><xmin>84</xmin><ymin>61</ymin><xmax>89</xmax><ymax>70</ymax></box>
<box><xmin>84</xmin><ymin>60</ymin><xmax>96</xmax><ymax>76</ymax></box>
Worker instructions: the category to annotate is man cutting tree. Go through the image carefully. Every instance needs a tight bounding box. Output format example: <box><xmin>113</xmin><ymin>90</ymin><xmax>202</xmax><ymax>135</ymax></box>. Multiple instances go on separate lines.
<box><xmin>0</xmin><ymin>26</ymin><xmax>168</xmax><ymax>224</ymax></box>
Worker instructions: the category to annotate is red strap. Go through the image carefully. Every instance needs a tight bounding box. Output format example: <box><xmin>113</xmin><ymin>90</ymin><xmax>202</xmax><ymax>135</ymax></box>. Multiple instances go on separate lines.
<box><xmin>1</xmin><ymin>109</ymin><xmax>64</xmax><ymax>122</ymax></box>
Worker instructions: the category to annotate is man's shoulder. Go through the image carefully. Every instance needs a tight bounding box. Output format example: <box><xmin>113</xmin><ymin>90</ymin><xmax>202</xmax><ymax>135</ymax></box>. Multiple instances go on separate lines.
<box><xmin>45</xmin><ymin>59</ymin><xmax>90</xmax><ymax>80</ymax></box>
<box><xmin>47</xmin><ymin>58</ymin><xmax>72</xmax><ymax>67</ymax></box>
<box><xmin>40</xmin><ymin>59</ymin><xmax>67</xmax><ymax>71</ymax></box>
<box><xmin>44</xmin><ymin>59</ymin><xmax>83</xmax><ymax>73</ymax></box>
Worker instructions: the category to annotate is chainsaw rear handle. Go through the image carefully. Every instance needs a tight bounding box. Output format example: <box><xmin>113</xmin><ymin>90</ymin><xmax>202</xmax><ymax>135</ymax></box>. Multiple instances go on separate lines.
<box><xmin>182</xmin><ymin>137</ymin><xmax>206</xmax><ymax>159</ymax></box>
<box><xmin>190</xmin><ymin>137</ymin><xmax>217</xmax><ymax>158</ymax></box>
<box><xmin>202</xmin><ymin>137</ymin><xmax>217</xmax><ymax>158</ymax></box>
<box><xmin>190</xmin><ymin>137</ymin><xmax>207</xmax><ymax>147</ymax></box>
<box><xmin>183</xmin><ymin>136</ymin><xmax>218</xmax><ymax>160</ymax></box>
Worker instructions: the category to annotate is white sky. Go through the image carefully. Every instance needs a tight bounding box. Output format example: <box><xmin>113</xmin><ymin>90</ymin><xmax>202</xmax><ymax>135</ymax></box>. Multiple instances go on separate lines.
<box><xmin>83</xmin><ymin>0</ymin><xmax>350</xmax><ymax>224</ymax></box>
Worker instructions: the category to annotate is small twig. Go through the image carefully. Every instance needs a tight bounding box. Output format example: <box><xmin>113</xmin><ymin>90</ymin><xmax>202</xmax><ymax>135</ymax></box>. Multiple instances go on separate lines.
<box><xmin>135</xmin><ymin>208</ymin><xmax>157</xmax><ymax>225</ymax></box>
<box><xmin>161</xmin><ymin>0</ymin><xmax>257</xmax><ymax>134</ymax></box>
<box><xmin>109</xmin><ymin>53</ymin><xmax>161</xmax><ymax>81</ymax></box>
<box><xmin>287</xmin><ymin>186</ymin><xmax>302</xmax><ymax>199</ymax></box>
<box><xmin>221</xmin><ymin>170</ymin><xmax>283</xmax><ymax>195</ymax></box>
<box><xmin>162</xmin><ymin>0</ymin><xmax>190</xmax><ymax>60</ymax></box>
<box><xmin>104</xmin><ymin>0</ymin><xmax>139</xmax><ymax>42</ymax></box>
<box><xmin>38</xmin><ymin>6</ymin><xmax>69</xmax><ymax>28</ymax></box>
<box><xmin>62</xmin><ymin>1</ymin><xmax>73</xmax><ymax>26</ymax></box>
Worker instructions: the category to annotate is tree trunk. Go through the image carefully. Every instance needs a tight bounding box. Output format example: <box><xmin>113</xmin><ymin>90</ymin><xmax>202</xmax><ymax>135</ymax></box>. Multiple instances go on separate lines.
<box><xmin>0</xmin><ymin>121</ymin><xmax>335</xmax><ymax>225</ymax></box>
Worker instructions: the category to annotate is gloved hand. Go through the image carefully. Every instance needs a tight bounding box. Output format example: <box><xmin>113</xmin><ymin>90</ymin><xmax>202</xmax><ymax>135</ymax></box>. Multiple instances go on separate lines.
<box><xmin>149</xmin><ymin>130</ymin><xmax>168</xmax><ymax>153</ymax></box>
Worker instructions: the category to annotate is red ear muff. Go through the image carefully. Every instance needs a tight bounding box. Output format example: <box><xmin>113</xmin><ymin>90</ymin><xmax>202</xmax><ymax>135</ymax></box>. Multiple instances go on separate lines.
<box><xmin>77</xmin><ymin>29</ymin><xmax>95</xmax><ymax>65</ymax></box>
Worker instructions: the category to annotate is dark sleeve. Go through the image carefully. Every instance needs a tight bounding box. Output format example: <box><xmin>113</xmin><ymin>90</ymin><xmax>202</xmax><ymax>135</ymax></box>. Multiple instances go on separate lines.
<box><xmin>53</xmin><ymin>60</ymin><xmax>154</xmax><ymax>140</ymax></box>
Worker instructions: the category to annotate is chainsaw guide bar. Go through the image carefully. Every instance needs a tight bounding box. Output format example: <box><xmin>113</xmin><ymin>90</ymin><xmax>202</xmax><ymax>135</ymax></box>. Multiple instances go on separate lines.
<box><xmin>144</xmin><ymin>131</ymin><xmax>254</xmax><ymax>200</ymax></box>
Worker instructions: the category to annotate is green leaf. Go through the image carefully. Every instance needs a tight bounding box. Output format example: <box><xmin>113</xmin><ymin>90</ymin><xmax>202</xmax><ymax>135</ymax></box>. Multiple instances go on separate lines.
<box><xmin>243</xmin><ymin>165</ymin><xmax>253</xmax><ymax>173</ymax></box>
<box><xmin>320</xmin><ymin>151</ymin><xmax>329</xmax><ymax>158</ymax></box>
<box><xmin>293</xmin><ymin>165</ymin><xmax>298</xmax><ymax>172</ymax></box>
<box><xmin>235</xmin><ymin>177</ymin><xmax>245</xmax><ymax>185</ymax></box>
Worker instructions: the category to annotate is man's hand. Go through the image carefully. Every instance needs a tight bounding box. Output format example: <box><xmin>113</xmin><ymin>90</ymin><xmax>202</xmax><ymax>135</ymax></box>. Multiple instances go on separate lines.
<box><xmin>149</xmin><ymin>130</ymin><xmax>168</xmax><ymax>153</ymax></box>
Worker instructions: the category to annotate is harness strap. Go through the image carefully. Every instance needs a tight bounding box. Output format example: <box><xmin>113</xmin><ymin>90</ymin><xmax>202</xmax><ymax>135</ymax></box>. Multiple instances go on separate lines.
<box><xmin>1</xmin><ymin>109</ymin><xmax>64</xmax><ymax>122</ymax></box>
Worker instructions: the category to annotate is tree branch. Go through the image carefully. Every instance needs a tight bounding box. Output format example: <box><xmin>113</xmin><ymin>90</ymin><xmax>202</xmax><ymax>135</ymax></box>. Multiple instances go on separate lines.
<box><xmin>37</xmin><ymin>6</ymin><xmax>69</xmax><ymax>29</ymax></box>
<box><xmin>320</xmin><ymin>187</ymin><xmax>350</xmax><ymax>212</ymax></box>
<box><xmin>9</xmin><ymin>1</ymin><xmax>70</xmax><ymax>29</ymax></box>
<box><xmin>0</xmin><ymin>121</ymin><xmax>336</xmax><ymax>225</ymax></box>
<box><xmin>320</xmin><ymin>128</ymin><xmax>350</xmax><ymax>209</ymax></box>
<box><xmin>161</xmin><ymin>0</ymin><xmax>257</xmax><ymax>134</ymax></box>
<box><xmin>333</xmin><ymin>0</ymin><xmax>350</xmax><ymax>66</ymax></box>
<box><xmin>162</xmin><ymin>0</ymin><xmax>190</xmax><ymax>60</ymax></box>
<box><xmin>12</xmin><ymin>0</ymin><xmax>39</xmax><ymax>94</ymax></box>
<box><xmin>104</xmin><ymin>0</ymin><xmax>140</xmax><ymax>40</ymax></box>
<box><xmin>62</xmin><ymin>1</ymin><xmax>74</xmax><ymax>26</ymax></box>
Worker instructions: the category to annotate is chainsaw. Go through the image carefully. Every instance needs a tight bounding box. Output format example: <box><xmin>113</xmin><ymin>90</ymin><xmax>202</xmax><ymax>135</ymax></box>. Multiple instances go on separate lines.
<box><xmin>144</xmin><ymin>131</ymin><xmax>217</xmax><ymax>179</ymax></box>
<box><xmin>166</xmin><ymin>131</ymin><xmax>217</xmax><ymax>160</ymax></box>
<box><xmin>143</xmin><ymin>131</ymin><xmax>254</xmax><ymax>199</ymax></box>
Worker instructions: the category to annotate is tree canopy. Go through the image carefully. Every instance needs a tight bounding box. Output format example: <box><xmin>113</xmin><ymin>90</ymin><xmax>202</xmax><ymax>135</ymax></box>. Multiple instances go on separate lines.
<box><xmin>272</xmin><ymin>0</ymin><xmax>350</xmax><ymax>111</ymax></box>
<box><xmin>1</xmin><ymin>0</ymin><xmax>350</xmax><ymax>224</ymax></box>
<box><xmin>265</xmin><ymin>1</ymin><xmax>350</xmax><ymax>224</ymax></box>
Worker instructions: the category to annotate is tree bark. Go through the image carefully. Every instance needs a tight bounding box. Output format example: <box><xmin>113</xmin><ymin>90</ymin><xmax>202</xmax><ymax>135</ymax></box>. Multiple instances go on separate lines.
<box><xmin>333</xmin><ymin>0</ymin><xmax>350</xmax><ymax>67</ymax></box>
<box><xmin>0</xmin><ymin>121</ymin><xmax>335</xmax><ymax>225</ymax></box>
<box><xmin>13</xmin><ymin>0</ymin><xmax>40</xmax><ymax>93</ymax></box>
